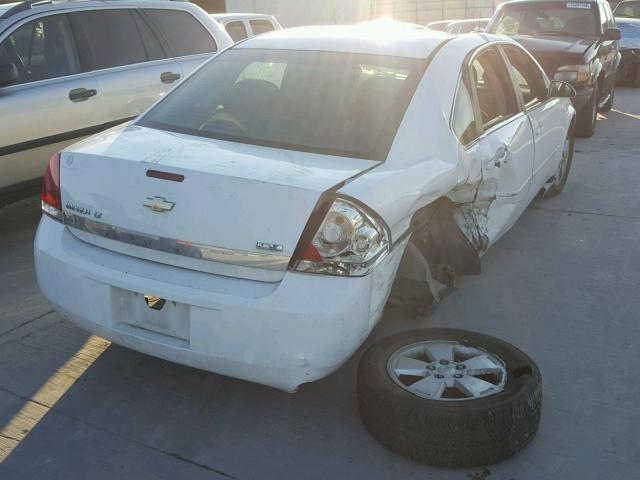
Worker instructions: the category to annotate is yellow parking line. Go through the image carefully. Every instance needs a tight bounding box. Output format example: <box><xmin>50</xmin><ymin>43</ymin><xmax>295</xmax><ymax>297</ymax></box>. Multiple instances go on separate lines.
<box><xmin>0</xmin><ymin>335</ymin><xmax>110</xmax><ymax>462</ymax></box>
<box><xmin>611</xmin><ymin>109</ymin><xmax>640</xmax><ymax>121</ymax></box>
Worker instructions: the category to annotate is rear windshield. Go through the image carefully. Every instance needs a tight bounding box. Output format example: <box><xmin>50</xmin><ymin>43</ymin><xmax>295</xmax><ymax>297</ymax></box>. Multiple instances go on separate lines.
<box><xmin>139</xmin><ymin>48</ymin><xmax>426</xmax><ymax>160</ymax></box>
<box><xmin>490</xmin><ymin>2</ymin><xmax>599</xmax><ymax>37</ymax></box>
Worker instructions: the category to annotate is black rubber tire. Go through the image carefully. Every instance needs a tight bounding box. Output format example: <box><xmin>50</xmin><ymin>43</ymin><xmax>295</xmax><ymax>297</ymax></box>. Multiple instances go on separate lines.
<box><xmin>358</xmin><ymin>328</ymin><xmax>542</xmax><ymax>468</ymax></box>
<box><xmin>575</xmin><ymin>83</ymin><xmax>598</xmax><ymax>138</ymax></box>
<box><xmin>543</xmin><ymin>125</ymin><xmax>575</xmax><ymax>199</ymax></box>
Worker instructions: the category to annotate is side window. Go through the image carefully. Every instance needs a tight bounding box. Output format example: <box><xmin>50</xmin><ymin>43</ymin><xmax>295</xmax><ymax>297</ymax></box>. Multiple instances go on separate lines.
<box><xmin>71</xmin><ymin>9</ymin><xmax>147</xmax><ymax>70</ymax></box>
<box><xmin>502</xmin><ymin>46</ymin><xmax>547</xmax><ymax>108</ymax></box>
<box><xmin>470</xmin><ymin>48</ymin><xmax>519</xmax><ymax>130</ymax></box>
<box><xmin>452</xmin><ymin>77</ymin><xmax>479</xmax><ymax>146</ymax></box>
<box><xmin>133</xmin><ymin>11</ymin><xmax>166</xmax><ymax>62</ymax></box>
<box><xmin>250</xmin><ymin>20</ymin><xmax>275</xmax><ymax>36</ymax></box>
<box><xmin>0</xmin><ymin>14</ymin><xmax>80</xmax><ymax>85</ymax></box>
<box><xmin>225</xmin><ymin>21</ymin><xmax>248</xmax><ymax>43</ymax></box>
<box><xmin>145</xmin><ymin>10</ymin><xmax>217</xmax><ymax>57</ymax></box>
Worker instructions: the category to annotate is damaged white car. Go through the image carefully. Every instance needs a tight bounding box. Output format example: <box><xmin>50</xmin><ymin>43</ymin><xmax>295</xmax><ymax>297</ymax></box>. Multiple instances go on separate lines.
<box><xmin>35</xmin><ymin>24</ymin><xmax>576</xmax><ymax>392</ymax></box>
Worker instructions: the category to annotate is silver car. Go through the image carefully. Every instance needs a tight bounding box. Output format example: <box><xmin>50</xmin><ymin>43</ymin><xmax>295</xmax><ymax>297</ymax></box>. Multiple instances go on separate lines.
<box><xmin>0</xmin><ymin>0</ymin><xmax>232</xmax><ymax>206</ymax></box>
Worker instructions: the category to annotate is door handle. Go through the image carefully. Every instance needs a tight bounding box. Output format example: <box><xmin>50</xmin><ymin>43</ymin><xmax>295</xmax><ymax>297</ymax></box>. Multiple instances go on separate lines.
<box><xmin>532</xmin><ymin>119</ymin><xmax>543</xmax><ymax>136</ymax></box>
<box><xmin>160</xmin><ymin>71</ymin><xmax>181</xmax><ymax>84</ymax></box>
<box><xmin>492</xmin><ymin>144</ymin><xmax>509</xmax><ymax>168</ymax></box>
<box><xmin>69</xmin><ymin>88</ymin><xmax>97</xmax><ymax>102</ymax></box>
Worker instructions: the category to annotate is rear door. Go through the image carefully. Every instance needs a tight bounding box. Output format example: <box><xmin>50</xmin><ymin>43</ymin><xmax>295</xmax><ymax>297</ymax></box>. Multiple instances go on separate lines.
<box><xmin>0</xmin><ymin>13</ymin><xmax>99</xmax><ymax>194</ymax></box>
<box><xmin>69</xmin><ymin>8</ymin><xmax>182</xmax><ymax>125</ymax></box>
<box><xmin>143</xmin><ymin>9</ymin><xmax>218</xmax><ymax>78</ymax></box>
<box><xmin>468</xmin><ymin>46</ymin><xmax>535</xmax><ymax>244</ymax></box>
<box><xmin>500</xmin><ymin>43</ymin><xmax>566</xmax><ymax>199</ymax></box>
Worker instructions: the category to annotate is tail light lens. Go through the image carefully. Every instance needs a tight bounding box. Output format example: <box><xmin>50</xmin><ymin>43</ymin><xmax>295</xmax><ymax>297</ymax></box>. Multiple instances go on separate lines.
<box><xmin>41</xmin><ymin>152</ymin><xmax>62</xmax><ymax>221</ymax></box>
<box><xmin>293</xmin><ymin>198</ymin><xmax>390</xmax><ymax>276</ymax></box>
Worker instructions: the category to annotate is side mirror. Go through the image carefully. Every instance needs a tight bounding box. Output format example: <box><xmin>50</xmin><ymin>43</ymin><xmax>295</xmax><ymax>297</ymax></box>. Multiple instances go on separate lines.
<box><xmin>603</xmin><ymin>27</ymin><xmax>621</xmax><ymax>41</ymax></box>
<box><xmin>548</xmin><ymin>80</ymin><xmax>576</xmax><ymax>98</ymax></box>
<box><xmin>0</xmin><ymin>63</ymin><xmax>18</xmax><ymax>88</ymax></box>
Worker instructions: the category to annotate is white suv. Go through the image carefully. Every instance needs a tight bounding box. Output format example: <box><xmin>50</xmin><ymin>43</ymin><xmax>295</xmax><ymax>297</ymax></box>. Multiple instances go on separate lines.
<box><xmin>0</xmin><ymin>0</ymin><xmax>232</xmax><ymax>206</ymax></box>
<box><xmin>211</xmin><ymin>13</ymin><xmax>282</xmax><ymax>43</ymax></box>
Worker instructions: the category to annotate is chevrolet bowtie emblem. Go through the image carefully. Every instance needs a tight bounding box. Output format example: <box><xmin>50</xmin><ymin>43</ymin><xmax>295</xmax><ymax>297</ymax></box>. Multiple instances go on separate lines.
<box><xmin>143</xmin><ymin>196</ymin><xmax>175</xmax><ymax>213</ymax></box>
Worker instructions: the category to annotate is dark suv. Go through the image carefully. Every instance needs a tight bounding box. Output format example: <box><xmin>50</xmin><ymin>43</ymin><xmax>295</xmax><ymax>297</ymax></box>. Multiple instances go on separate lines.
<box><xmin>488</xmin><ymin>0</ymin><xmax>621</xmax><ymax>137</ymax></box>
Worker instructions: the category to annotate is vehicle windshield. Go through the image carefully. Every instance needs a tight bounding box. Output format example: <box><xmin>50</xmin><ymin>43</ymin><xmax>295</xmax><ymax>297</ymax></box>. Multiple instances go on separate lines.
<box><xmin>490</xmin><ymin>1</ymin><xmax>599</xmax><ymax>37</ymax></box>
<box><xmin>615</xmin><ymin>1</ymin><xmax>640</xmax><ymax>18</ymax></box>
<box><xmin>139</xmin><ymin>48</ymin><xmax>426</xmax><ymax>161</ymax></box>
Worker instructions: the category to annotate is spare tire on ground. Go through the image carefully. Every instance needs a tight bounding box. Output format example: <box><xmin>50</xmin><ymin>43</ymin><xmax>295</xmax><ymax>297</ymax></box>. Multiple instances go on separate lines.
<box><xmin>357</xmin><ymin>328</ymin><xmax>542</xmax><ymax>468</ymax></box>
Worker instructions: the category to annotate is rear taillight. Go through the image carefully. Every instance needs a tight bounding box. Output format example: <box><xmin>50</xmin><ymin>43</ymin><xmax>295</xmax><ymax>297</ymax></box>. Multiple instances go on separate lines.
<box><xmin>292</xmin><ymin>198</ymin><xmax>390</xmax><ymax>277</ymax></box>
<box><xmin>41</xmin><ymin>152</ymin><xmax>62</xmax><ymax>221</ymax></box>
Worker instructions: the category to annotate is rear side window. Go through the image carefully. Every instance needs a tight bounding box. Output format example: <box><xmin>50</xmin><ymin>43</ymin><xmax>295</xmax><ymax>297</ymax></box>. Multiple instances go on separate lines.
<box><xmin>145</xmin><ymin>9</ymin><xmax>217</xmax><ymax>57</ymax></box>
<box><xmin>225</xmin><ymin>21</ymin><xmax>248</xmax><ymax>42</ymax></box>
<box><xmin>470</xmin><ymin>48</ymin><xmax>519</xmax><ymax>130</ymax></box>
<box><xmin>0</xmin><ymin>14</ymin><xmax>80</xmax><ymax>84</ymax></box>
<box><xmin>71</xmin><ymin>9</ymin><xmax>147</xmax><ymax>70</ymax></box>
<box><xmin>250</xmin><ymin>20</ymin><xmax>275</xmax><ymax>35</ymax></box>
<box><xmin>452</xmin><ymin>78</ymin><xmax>478</xmax><ymax>146</ymax></box>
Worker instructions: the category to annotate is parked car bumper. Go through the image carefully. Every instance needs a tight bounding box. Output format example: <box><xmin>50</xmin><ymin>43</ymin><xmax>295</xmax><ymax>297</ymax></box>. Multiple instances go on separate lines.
<box><xmin>570</xmin><ymin>83</ymin><xmax>596</xmax><ymax>112</ymax></box>
<box><xmin>34</xmin><ymin>215</ymin><xmax>405</xmax><ymax>392</ymax></box>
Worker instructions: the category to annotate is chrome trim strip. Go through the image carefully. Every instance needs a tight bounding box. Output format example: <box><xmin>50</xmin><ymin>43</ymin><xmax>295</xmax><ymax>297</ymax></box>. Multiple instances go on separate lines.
<box><xmin>63</xmin><ymin>212</ymin><xmax>290</xmax><ymax>271</ymax></box>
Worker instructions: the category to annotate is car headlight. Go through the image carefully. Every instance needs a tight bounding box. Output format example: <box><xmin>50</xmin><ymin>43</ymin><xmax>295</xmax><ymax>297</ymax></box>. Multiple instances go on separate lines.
<box><xmin>553</xmin><ymin>64</ymin><xmax>592</xmax><ymax>83</ymax></box>
<box><xmin>292</xmin><ymin>198</ymin><xmax>390</xmax><ymax>276</ymax></box>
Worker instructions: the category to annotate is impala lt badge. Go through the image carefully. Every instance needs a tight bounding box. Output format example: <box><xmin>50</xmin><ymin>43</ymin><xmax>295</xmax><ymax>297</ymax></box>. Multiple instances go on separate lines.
<box><xmin>256</xmin><ymin>242</ymin><xmax>284</xmax><ymax>252</ymax></box>
<box><xmin>143</xmin><ymin>196</ymin><xmax>175</xmax><ymax>213</ymax></box>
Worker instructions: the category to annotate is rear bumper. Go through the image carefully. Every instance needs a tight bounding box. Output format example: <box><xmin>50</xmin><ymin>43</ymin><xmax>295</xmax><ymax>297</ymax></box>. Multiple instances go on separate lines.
<box><xmin>34</xmin><ymin>216</ymin><xmax>405</xmax><ymax>392</ymax></box>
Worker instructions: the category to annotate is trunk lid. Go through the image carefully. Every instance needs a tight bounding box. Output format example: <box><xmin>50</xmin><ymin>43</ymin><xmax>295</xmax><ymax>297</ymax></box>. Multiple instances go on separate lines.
<box><xmin>61</xmin><ymin>125</ymin><xmax>377</xmax><ymax>282</ymax></box>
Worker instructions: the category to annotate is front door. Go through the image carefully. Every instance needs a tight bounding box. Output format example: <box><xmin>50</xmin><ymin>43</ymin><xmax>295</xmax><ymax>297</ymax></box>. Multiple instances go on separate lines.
<box><xmin>0</xmin><ymin>13</ymin><xmax>99</xmax><ymax>198</ymax></box>
<box><xmin>501</xmin><ymin>44</ymin><xmax>566</xmax><ymax>200</ymax></box>
<box><xmin>469</xmin><ymin>46</ymin><xmax>535</xmax><ymax>244</ymax></box>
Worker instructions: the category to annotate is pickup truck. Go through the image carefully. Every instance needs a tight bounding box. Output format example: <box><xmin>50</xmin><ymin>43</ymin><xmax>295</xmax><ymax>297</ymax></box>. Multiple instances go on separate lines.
<box><xmin>488</xmin><ymin>0</ymin><xmax>621</xmax><ymax>137</ymax></box>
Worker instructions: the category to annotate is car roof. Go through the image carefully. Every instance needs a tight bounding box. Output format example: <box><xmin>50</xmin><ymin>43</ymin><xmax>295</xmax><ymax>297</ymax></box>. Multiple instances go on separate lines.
<box><xmin>447</xmin><ymin>18</ymin><xmax>490</xmax><ymax>25</ymax></box>
<box><xmin>236</xmin><ymin>22</ymin><xmax>454</xmax><ymax>58</ymax></box>
<box><xmin>0</xmin><ymin>2</ymin><xmax>20</xmax><ymax>16</ymax></box>
<box><xmin>500</xmin><ymin>0</ymin><xmax>599</xmax><ymax>4</ymax></box>
<box><xmin>1</xmin><ymin>0</ymin><xmax>201</xmax><ymax>24</ymax></box>
<box><xmin>211</xmin><ymin>13</ymin><xmax>274</xmax><ymax>21</ymax></box>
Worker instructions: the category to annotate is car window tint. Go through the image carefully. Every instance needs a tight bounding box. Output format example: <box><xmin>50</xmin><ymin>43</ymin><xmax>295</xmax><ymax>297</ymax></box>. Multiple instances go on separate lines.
<box><xmin>0</xmin><ymin>14</ymin><xmax>80</xmax><ymax>85</ymax></box>
<box><xmin>225</xmin><ymin>21</ymin><xmax>248</xmax><ymax>42</ymax></box>
<box><xmin>503</xmin><ymin>46</ymin><xmax>547</xmax><ymax>108</ymax></box>
<box><xmin>71</xmin><ymin>9</ymin><xmax>147</xmax><ymax>70</ymax></box>
<box><xmin>133</xmin><ymin>11</ymin><xmax>166</xmax><ymax>61</ymax></box>
<box><xmin>452</xmin><ymin>77</ymin><xmax>478</xmax><ymax>145</ymax></box>
<box><xmin>250</xmin><ymin>20</ymin><xmax>275</xmax><ymax>35</ymax></box>
<box><xmin>145</xmin><ymin>10</ymin><xmax>216</xmax><ymax>57</ymax></box>
<box><xmin>492</xmin><ymin>2</ymin><xmax>598</xmax><ymax>37</ymax></box>
<box><xmin>470</xmin><ymin>48</ymin><xmax>519</xmax><ymax>129</ymax></box>
<box><xmin>139</xmin><ymin>49</ymin><xmax>426</xmax><ymax>160</ymax></box>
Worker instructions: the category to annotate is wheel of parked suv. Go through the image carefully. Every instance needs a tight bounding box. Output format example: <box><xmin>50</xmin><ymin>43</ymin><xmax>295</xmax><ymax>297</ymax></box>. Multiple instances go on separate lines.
<box><xmin>543</xmin><ymin>125</ymin><xmax>575</xmax><ymax>198</ymax></box>
<box><xmin>575</xmin><ymin>83</ymin><xmax>598</xmax><ymax>138</ymax></box>
<box><xmin>357</xmin><ymin>328</ymin><xmax>542</xmax><ymax>468</ymax></box>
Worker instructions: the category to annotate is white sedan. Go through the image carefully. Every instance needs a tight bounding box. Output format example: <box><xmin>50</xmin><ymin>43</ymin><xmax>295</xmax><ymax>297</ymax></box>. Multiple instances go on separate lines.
<box><xmin>35</xmin><ymin>24</ymin><xmax>576</xmax><ymax>392</ymax></box>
